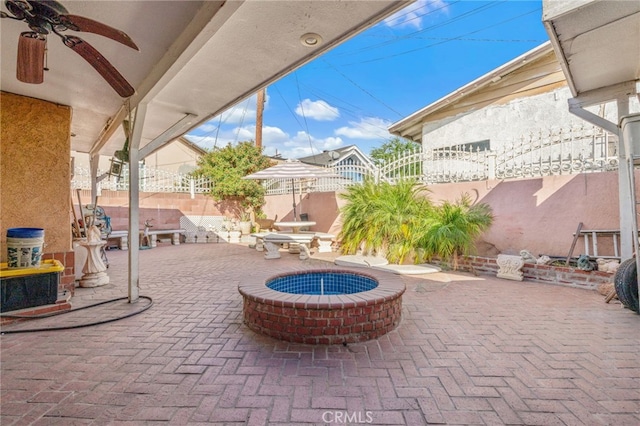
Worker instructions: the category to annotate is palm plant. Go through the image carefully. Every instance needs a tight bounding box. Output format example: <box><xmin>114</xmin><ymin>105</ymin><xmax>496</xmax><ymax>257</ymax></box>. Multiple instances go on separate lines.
<box><xmin>418</xmin><ymin>194</ymin><xmax>494</xmax><ymax>270</ymax></box>
<box><xmin>339</xmin><ymin>179</ymin><xmax>433</xmax><ymax>264</ymax></box>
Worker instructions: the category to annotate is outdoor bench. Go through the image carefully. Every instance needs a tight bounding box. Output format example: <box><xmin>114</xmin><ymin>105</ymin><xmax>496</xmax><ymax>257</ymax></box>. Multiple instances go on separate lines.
<box><xmin>107</xmin><ymin>229</ymin><xmax>186</xmax><ymax>250</ymax></box>
<box><xmin>263</xmin><ymin>233</ymin><xmax>315</xmax><ymax>260</ymax></box>
<box><xmin>250</xmin><ymin>232</ymin><xmax>270</xmax><ymax>251</ymax></box>
<box><xmin>300</xmin><ymin>231</ymin><xmax>335</xmax><ymax>253</ymax></box>
<box><xmin>252</xmin><ymin>231</ymin><xmax>335</xmax><ymax>254</ymax></box>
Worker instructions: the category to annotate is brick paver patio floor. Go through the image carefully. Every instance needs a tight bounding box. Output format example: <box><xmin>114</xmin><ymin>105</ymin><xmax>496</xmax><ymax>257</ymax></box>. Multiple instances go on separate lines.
<box><xmin>1</xmin><ymin>242</ymin><xmax>639</xmax><ymax>425</ymax></box>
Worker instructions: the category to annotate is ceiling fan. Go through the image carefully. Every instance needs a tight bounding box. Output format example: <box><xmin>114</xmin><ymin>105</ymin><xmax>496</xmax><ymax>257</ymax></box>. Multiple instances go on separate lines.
<box><xmin>1</xmin><ymin>0</ymin><xmax>138</xmax><ymax>97</ymax></box>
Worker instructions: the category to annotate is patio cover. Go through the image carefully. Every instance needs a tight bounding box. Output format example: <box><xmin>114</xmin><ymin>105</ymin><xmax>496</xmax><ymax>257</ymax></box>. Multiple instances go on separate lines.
<box><xmin>1</xmin><ymin>1</ymin><xmax>412</xmax><ymax>157</ymax></box>
<box><xmin>542</xmin><ymin>0</ymin><xmax>640</xmax><ymax>99</ymax></box>
<box><xmin>1</xmin><ymin>0</ymin><xmax>412</xmax><ymax>302</ymax></box>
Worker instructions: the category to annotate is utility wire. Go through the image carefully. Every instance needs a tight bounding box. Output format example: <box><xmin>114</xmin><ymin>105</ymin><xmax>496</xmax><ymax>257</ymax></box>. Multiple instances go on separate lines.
<box><xmin>365</xmin><ymin>35</ymin><xmax>546</xmax><ymax>43</ymax></box>
<box><xmin>321</xmin><ymin>58</ymin><xmax>404</xmax><ymax>118</ymax></box>
<box><xmin>335</xmin><ymin>0</ymin><xmax>504</xmax><ymax>57</ymax></box>
<box><xmin>338</xmin><ymin>7</ymin><xmax>541</xmax><ymax>66</ymax></box>
<box><xmin>234</xmin><ymin>98</ymin><xmax>250</xmax><ymax>144</ymax></box>
<box><xmin>294</xmin><ymin>72</ymin><xmax>318</xmax><ymax>156</ymax></box>
<box><xmin>271</xmin><ymin>83</ymin><xmax>307</xmax><ymax>130</ymax></box>
<box><xmin>381</xmin><ymin>0</ymin><xmax>460</xmax><ymax>31</ymax></box>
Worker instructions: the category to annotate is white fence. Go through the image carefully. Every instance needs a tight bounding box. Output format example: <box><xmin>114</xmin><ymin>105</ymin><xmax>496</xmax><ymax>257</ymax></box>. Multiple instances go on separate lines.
<box><xmin>262</xmin><ymin>125</ymin><xmax>618</xmax><ymax>195</ymax></box>
<box><xmin>71</xmin><ymin>165</ymin><xmax>213</xmax><ymax>194</ymax></box>
<box><xmin>72</xmin><ymin>126</ymin><xmax>618</xmax><ymax>196</ymax></box>
<box><xmin>376</xmin><ymin>125</ymin><xmax>618</xmax><ymax>184</ymax></box>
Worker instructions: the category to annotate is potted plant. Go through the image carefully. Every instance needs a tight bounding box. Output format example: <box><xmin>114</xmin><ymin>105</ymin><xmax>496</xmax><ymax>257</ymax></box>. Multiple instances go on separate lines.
<box><xmin>223</xmin><ymin>219</ymin><xmax>241</xmax><ymax>243</ymax></box>
<box><xmin>238</xmin><ymin>211</ymin><xmax>252</xmax><ymax>235</ymax></box>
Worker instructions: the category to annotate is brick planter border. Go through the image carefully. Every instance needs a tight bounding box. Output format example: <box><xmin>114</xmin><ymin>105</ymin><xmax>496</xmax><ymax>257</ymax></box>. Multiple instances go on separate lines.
<box><xmin>238</xmin><ymin>268</ymin><xmax>405</xmax><ymax>345</ymax></box>
<box><xmin>449</xmin><ymin>256</ymin><xmax>614</xmax><ymax>289</ymax></box>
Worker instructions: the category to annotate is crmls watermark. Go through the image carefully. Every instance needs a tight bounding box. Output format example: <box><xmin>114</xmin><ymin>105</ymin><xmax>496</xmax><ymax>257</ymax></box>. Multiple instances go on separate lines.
<box><xmin>322</xmin><ymin>410</ymin><xmax>374</xmax><ymax>424</ymax></box>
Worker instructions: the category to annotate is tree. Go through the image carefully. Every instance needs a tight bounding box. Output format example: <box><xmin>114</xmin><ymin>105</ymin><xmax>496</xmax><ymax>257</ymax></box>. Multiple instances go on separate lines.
<box><xmin>370</xmin><ymin>137</ymin><xmax>420</xmax><ymax>165</ymax></box>
<box><xmin>192</xmin><ymin>141</ymin><xmax>273</xmax><ymax>217</ymax></box>
<box><xmin>370</xmin><ymin>137</ymin><xmax>422</xmax><ymax>178</ymax></box>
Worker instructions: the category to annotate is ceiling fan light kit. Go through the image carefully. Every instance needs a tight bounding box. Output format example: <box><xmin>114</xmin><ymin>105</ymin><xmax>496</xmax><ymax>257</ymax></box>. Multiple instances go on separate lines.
<box><xmin>2</xmin><ymin>0</ymin><xmax>138</xmax><ymax>97</ymax></box>
<box><xmin>16</xmin><ymin>31</ymin><xmax>44</xmax><ymax>83</ymax></box>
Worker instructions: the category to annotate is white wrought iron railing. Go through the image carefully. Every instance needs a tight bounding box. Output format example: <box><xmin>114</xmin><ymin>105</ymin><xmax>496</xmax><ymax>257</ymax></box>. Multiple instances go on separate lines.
<box><xmin>493</xmin><ymin>125</ymin><xmax>617</xmax><ymax>179</ymax></box>
<box><xmin>263</xmin><ymin>125</ymin><xmax>617</xmax><ymax>194</ymax></box>
<box><xmin>72</xmin><ymin>126</ymin><xmax>618</xmax><ymax>196</ymax></box>
<box><xmin>71</xmin><ymin>165</ymin><xmax>213</xmax><ymax>194</ymax></box>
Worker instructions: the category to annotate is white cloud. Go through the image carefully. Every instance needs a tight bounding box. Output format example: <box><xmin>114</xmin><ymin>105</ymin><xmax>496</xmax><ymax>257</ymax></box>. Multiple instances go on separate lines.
<box><xmin>219</xmin><ymin>97</ymin><xmax>257</xmax><ymax>125</ymax></box>
<box><xmin>191</xmin><ymin>93</ymin><xmax>265</xmax><ymax>134</ymax></box>
<box><xmin>188</xmin><ymin>123</ymin><xmax>344</xmax><ymax>161</ymax></box>
<box><xmin>335</xmin><ymin>117</ymin><xmax>393</xmax><ymax>140</ymax></box>
<box><xmin>383</xmin><ymin>0</ymin><xmax>448</xmax><ymax>29</ymax></box>
<box><xmin>295</xmin><ymin>99</ymin><xmax>340</xmax><ymax>121</ymax></box>
<box><xmin>262</xmin><ymin>130</ymin><xmax>344</xmax><ymax>159</ymax></box>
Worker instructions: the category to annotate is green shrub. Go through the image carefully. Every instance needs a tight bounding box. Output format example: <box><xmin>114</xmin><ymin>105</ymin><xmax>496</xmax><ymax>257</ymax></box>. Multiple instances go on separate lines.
<box><xmin>339</xmin><ymin>179</ymin><xmax>433</xmax><ymax>264</ymax></box>
<box><xmin>339</xmin><ymin>181</ymin><xmax>494</xmax><ymax>269</ymax></box>
<box><xmin>417</xmin><ymin>194</ymin><xmax>494</xmax><ymax>270</ymax></box>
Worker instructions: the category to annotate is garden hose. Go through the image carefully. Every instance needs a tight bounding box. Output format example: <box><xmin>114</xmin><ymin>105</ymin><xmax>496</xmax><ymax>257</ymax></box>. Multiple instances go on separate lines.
<box><xmin>0</xmin><ymin>295</ymin><xmax>153</xmax><ymax>334</ymax></box>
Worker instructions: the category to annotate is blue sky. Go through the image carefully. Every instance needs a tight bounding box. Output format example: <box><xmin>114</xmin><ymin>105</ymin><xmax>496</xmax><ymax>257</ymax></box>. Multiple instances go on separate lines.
<box><xmin>185</xmin><ymin>0</ymin><xmax>549</xmax><ymax>159</ymax></box>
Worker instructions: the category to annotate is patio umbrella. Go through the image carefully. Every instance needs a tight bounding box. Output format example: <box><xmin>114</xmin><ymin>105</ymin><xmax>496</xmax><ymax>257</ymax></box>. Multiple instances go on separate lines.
<box><xmin>244</xmin><ymin>159</ymin><xmax>340</xmax><ymax>220</ymax></box>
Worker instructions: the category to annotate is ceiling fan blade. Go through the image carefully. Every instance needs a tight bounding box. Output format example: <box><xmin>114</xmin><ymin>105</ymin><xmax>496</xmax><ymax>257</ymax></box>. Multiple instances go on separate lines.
<box><xmin>60</xmin><ymin>14</ymin><xmax>138</xmax><ymax>50</ymax></box>
<box><xmin>63</xmin><ymin>35</ymin><xmax>135</xmax><ymax>98</ymax></box>
<box><xmin>16</xmin><ymin>32</ymin><xmax>45</xmax><ymax>84</ymax></box>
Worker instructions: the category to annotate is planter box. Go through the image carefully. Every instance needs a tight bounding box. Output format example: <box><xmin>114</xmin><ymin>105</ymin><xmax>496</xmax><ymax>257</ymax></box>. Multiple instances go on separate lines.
<box><xmin>437</xmin><ymin>256</ymin><xmax>614</xmax><ymax>290</ymax></box>
<box><xmin>1</xmin><ymin>260</ymin><xmax>63</xmax><ymax>312</ymax></box>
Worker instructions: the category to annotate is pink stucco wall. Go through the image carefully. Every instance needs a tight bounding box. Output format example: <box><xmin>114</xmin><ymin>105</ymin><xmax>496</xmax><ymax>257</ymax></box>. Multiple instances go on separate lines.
<box><xmin>263</xmin><ymin>171</ymin><xmax>626</xmax><ymax>258</ymax></box>
<box><xmin>90</xmin><ymin>170</ymin><xmax>628</xmax><ymax>259</ymax></box>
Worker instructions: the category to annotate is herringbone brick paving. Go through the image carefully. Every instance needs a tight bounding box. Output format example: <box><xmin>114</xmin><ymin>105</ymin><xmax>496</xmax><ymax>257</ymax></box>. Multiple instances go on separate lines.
<box><xmin>1</xmin><ymin>243</ymin><xmax>639</xmax><ymax>425</ymax></box>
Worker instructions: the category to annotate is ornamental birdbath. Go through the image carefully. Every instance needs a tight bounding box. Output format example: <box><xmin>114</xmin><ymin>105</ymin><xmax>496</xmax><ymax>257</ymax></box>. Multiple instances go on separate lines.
<box><xmin>78</xmin><ymin>226</ymin><xmax>109</xmax><ymax>288</ymax></box>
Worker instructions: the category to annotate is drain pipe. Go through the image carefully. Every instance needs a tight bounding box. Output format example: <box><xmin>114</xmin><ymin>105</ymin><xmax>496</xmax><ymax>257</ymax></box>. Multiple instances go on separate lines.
<box><xmin>567</xmin><ymin>86</ymin><xmax>637</xmax><ymax>260</ymax></box>
<box><xmin>568</xmin><ymin>85</ymin><xmax>640</xmax><ymax>313</ymax></box>
<box><xmin>620</xmin><ymin>114</ymin><xmax>640</xmax><ymax>311</ymax></box>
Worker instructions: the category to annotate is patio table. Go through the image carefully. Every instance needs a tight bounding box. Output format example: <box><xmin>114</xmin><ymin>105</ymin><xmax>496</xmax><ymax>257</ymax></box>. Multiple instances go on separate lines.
<box><xmin>274</xmin><ymin>221</ymin><xmax>315</xmax><ymax>233</ymax></box>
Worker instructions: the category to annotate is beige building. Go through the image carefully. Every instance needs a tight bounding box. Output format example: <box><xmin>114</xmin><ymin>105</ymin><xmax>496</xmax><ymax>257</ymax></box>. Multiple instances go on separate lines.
<box><xmin>73</xmin><ymin>136</ymin><xmax>205</xmax><ymax>175</ymax></box>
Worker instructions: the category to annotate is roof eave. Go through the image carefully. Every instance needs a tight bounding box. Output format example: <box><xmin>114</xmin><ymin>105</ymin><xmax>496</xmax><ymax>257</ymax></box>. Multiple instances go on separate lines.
<box><xmin>389</xmin><ymin>41</ymin><xmax>554</xmax><ymax>139</ymax></box>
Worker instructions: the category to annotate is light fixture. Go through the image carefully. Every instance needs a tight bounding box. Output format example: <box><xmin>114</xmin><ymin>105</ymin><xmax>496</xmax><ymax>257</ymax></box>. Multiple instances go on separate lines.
<box><xmin>300</xmin><ymin>33</ymin><xmax>322</xmax><ymax>47</ymax></box>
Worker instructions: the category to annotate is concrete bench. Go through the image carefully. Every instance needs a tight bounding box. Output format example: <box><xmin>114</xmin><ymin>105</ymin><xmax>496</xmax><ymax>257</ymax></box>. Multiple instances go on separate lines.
<box><xmin>148</xmin><ymin>229</ymin><xmax>186</xmax><ymax>247</ymax></box>
<box><xmin>250</xmin><ymin>232</ymin><xmax>270</xmax><ymax>251</ymax></box>
<box><xmin>263</xmin><ymin>233</ymin><xmax>315</xmax><ymax>260</ymax></box>
<box><xmin>107</xmin><ymin>229</ymin><xmax>186</xmax><ymax>250</ymax></box>
<box><xmin>301</xmin><ymin>231</ymin><xmax>335</xmax><ymax>253</ymax></box>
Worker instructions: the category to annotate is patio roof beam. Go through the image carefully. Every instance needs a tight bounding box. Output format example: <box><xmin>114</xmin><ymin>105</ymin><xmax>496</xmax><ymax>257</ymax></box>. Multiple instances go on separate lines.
<box><xmin>88</xmin><ymin>1</ymin><xmax>232</xmax><ymax>157</ymax></box>
<box><xmin>139</xmin><ymin>113</ymin><xmax>198</xmax><ymax>159</ymax></box>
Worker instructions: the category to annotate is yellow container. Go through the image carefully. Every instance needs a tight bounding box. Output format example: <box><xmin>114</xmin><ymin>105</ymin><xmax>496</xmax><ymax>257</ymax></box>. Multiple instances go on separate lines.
<box><xmin>1</xmin><ymin>259</ymin><xmax>64</xmax><ymax>278</ymax></box>
<box><xmin>1</xmin><ymin>259</ymin><xmax>63</xmax><ymax>311</ymax></box>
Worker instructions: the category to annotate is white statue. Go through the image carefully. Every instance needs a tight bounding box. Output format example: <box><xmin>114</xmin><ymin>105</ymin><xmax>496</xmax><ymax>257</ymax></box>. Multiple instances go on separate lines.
<box><xmin>87</xmin><ymin>225</ymin><xmax>102</xmax><ymax>242</ymax></box>
<box><xmin>536</xmin><ymin>255</ymin><xmax>552</xmax><ymax>265</ymax></box>
<box><xmin>520</xmin><ymin>250</ymin><xmax>538</xmax><ymax>263</ymax></box>
<box><xmin>596</xmin><ymin>258</ymin><xmax>620</xmax><ymax>274</ymax></box>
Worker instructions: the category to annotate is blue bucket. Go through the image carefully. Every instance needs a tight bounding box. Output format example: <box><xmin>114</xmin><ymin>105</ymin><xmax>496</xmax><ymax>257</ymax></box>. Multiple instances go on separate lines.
<box><xmin>6</xmin><ymin>227</ymin><xmax>45</xmax><ymax>268</ymax></box>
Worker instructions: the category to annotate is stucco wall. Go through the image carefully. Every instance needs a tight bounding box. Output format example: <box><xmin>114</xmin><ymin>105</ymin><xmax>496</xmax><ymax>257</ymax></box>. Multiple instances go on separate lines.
<box><xmin>424</xmin><ymin>87</ymin><xmax>581</xmax><ymax>149</ymax></box>
<box><xmin>261</xmin><ymin>171</ymin><xmax>630</xmax><ymax>259</ymax></box>
<box><xmin>87</xmin><ymin>172</ymin><xmax>631</xmax><ymax>260</ymax></box>
<box><xmin>78</xmin><ymin>190</ymin><xmax>233</xmax><ymax>231</ymax></box>
<box><xmin>1</xmin><ymin>92</ymin><xmax>72</xmax><ymax>262</ymax></box>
